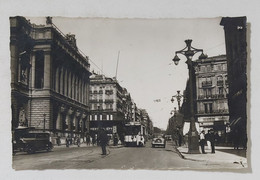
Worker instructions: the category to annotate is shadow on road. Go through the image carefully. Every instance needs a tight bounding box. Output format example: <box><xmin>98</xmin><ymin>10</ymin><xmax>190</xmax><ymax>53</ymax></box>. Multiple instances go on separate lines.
<box><xmin>216</xmin><ymin>149</ymin><xmax>246</xmax><ymax>158</ymax></box>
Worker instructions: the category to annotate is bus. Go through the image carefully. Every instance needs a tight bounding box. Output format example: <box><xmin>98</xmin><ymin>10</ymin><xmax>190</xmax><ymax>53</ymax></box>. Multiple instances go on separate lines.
<box><xmin>124</xmin><ymin>122</ymin><xmax>146</xmax><ymax>147</ymax></box>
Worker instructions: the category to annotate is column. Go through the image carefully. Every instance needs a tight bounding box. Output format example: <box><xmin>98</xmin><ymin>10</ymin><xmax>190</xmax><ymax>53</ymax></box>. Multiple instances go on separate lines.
<box><xmin>31</xmin><ymin>52</ymin><xmax>36</xmax><ymax>89</ymax></box>
<box><xmin>56</xmin><ymin>109</ymin><xmax>62</xmax><ymax>130</ymax></box>
<box><xmin>43</xmin><ymin>50</ymin><xmax>51</xmax><ymax>89</ymax></box>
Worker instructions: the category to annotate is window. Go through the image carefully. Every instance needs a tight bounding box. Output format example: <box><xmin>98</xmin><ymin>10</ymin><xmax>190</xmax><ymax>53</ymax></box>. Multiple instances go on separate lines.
<box><xmin>207</xmin><ymin>65</ymin><xmax>211</xmax><ymax>72</ymax></box>
<box><xmin>204</xmin><ymin>104</ymin><xmax>208</xmax><ymax>113</ymax></box>
<box><xmin>203</xmin><ymin>88</ymin><xmax>212</xmax><ymax>97</ymax></box>
<box><xmin>90</xmin><ymin>115</ymin><xmax>92</xmax><ymax>121</ymax></box>
<box><xmin>94</xmin><ymin>104</ymin><xmax>97</xmax><ymax>110</ymax></box>
<box><xmin>110</xmin><ymin>115</ymin><xmax>113</xmax><ymax>120</ymax></box>
<box><xmin>219</xmin><ymin>87</ymin><xmax>224</xmax><ymax>94</ymax></box>
<box><xmin>201</xmin><ymin>66</ymin><xmax>205</xmax><ymax>72</ymax></box>
<box><xmin>217</xmin><ymin>64</ymin><xmax>222</xmax><ymax>71</ymax></box>
<box><xmin>35</xmin><ymin>51</ymin><xmax>44</xmax><ymax>88</ymax></box>
<box><xmin>209</xmin><ymin>103</ymin><xmax>213</xmax><ymax>113</ymax></box>
<box><xmin>94</xmin><ymin>115</ymin><xmax>97</xmax><ymax>121</ymax></box>
<box><xmin>204</xmin><ymin>103</ymin><xmax>213</xmax><ymax>113</ymax></box>
<box><xmin>211</xmin><ymin>64</ymin><xmax>214</xmax><ymax>71</ymax></box>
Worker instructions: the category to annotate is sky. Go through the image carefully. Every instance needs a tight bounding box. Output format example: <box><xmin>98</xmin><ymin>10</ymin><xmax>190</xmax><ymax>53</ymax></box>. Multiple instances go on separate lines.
<box><xmin>28</xmin><ymin>17</ymin><xmax>226</xmax><ymax>130</ymax></box>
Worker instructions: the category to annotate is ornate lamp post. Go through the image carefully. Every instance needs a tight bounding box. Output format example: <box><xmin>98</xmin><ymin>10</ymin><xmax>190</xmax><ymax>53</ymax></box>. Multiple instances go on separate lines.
<box><xmin>172</xmin><ymin>39</ymin><xmax>207</xmax><ymax>154</ymax></box>
<box><xmin>171</xmin><ymin>90</ymin><xmax>183</xmax><ymax>111</ymax></box>
<box><xmin>97</xmin><ymin>104</ymin><xmax>101</xmax><ymax>131</ymax></box>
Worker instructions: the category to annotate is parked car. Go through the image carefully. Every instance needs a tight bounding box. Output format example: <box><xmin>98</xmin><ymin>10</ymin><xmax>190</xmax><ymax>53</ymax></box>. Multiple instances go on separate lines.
<box><xmin>151</xmin><ymin>136</ymin><xmax>166</xmax><ymax>148</ymax></box>
<box><xmin>13</xmin><ymin>130</ymin><xmax>53</xmax><ymax>154</ymax></box>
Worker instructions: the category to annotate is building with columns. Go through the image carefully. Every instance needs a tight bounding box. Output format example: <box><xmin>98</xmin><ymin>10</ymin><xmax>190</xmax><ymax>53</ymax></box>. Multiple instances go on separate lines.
<box><xmin>194</xmin><ymin>55</ymin><xmax>229</xmax><ymax>139</ymax></box>
<box><xmin>10</xmin><ymin>16</ymin><xmax>91</xmax><ymax>139</ymax></box>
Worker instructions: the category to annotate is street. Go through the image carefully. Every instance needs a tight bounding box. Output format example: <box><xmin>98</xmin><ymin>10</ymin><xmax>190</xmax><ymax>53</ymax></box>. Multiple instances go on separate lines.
<box><xmin>12</xmin><ymin>141</ymin><xmax>243</xmax><ymax>170</ymax></box>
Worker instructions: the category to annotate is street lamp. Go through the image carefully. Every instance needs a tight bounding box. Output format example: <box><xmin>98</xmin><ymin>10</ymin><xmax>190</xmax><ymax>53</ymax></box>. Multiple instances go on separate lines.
<box><xmin>97</xmin><ymin>104</ymin><xmax>101</xmax><ymax>131</ymax></box>
<box><xmin>171</xmin><ymin>90</ymin><xmax>183</xmax><ymax>111</ymax></box>
<box><xmin>172</xmin><ymin>39</ymin><xmax>207</xmax><ymax>154</ymax></box>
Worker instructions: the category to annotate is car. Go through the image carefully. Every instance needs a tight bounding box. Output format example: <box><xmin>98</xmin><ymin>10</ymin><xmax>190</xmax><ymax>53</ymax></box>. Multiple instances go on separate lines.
<box><xmin>13</xmin><ymin>131</ymin><xmax>53</xmax><ymax>154</ymax></box>
<box><xmin>151</xmin><ymin>136</ymin><xmax>166</xmax><ymax>148</ymax></box>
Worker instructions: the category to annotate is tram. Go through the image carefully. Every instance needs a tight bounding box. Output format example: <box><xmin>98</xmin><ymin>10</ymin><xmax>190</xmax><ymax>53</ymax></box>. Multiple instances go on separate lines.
<box><xmin>124</xmin><ymin>122</ymin><xmax>146</xmax><ymax>147</ymax></box>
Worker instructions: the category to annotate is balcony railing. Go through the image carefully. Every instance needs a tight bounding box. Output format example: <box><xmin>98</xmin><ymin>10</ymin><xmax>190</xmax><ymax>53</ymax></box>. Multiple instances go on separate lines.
<box><xmin>197</xmin><ymin>109</ymin><xmax>229</xmax><ymax>114</ymax></box>
<box><xmin>89</xmin><ymin>99</ymin><xmax>98</xmax><ymax>103</ymax></box>
<box><xmin>104</xmin><ymin>99</ymin><xmax>114</xmax><ymax>103</ymax></box>
<box><xmin>202</xmin><ymin>81</ymin><xmax>212</xmax><ymax>87</ymax></box>
<box><xmin>197</xmin><ymin>94</ymin><xmax>226</xmax><ymax>100</ymax></box>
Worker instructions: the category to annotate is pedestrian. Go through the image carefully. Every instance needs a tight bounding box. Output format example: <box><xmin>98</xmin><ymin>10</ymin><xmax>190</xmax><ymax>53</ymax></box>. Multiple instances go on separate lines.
<box><xmin>99</xmin><ymin>128</ymin><xmax>109</xmax><ymax>155</ymax></box>
<box><xmin>75</xmin><ymin>135</ymin><xmax>80</xmax><ymax>147</ymax></box>
<box><xmin>208</xmin><ymin>129</ymin><xmax>216</xmax><ymax>153</ymax></box>
<box><xmin>205</xmin><ymin>131</ymin><xmax>211</xmax><ymax>150</ymax></box>
<box><xmin>56</xmin><ymin>135</ymin><xmax>61</xmax><ymax>146</ymax></box>
<box><xmin>199</xmin><ymin>130</ymin><xmax>206</xmax><ymax>154</ymax></box>
<box><xmin>92</xmin><ymin>134</ymin><xmax>96</xmax><ymax>146</ymax></box>
<box><xmin>86</xmin><ymin>134</ymin><xmax>91</xmax><ymax>146</ymax></box>
<box><xmin>66</xmin><ymin>135</ymin><xmax>70</xmax><ymax>147</ymax></box>
<box><xmin>113</xmin><ymin>133</ymin><xmax>119</xmax><ymax>146</ymax></box>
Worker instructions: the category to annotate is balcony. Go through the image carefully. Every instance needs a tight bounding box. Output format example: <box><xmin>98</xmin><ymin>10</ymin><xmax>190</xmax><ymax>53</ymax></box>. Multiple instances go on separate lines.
<box><xmin>89</xmin><ymin>99</ymin><xmax>98</xmax><ymax>103</ymax></box>
<box><xmin>217</xmin><ymin>94</ymin><xmax>225</xmax><ymax>99</ymax></box>
<box><xmin>197</xmin><ymin>109</ymin><xmax>229</xmax><ymax>115</ymax></box>
<box><xmin>105</xmin><ymin>99</ymin><xmax>114</xmax><ymax>103</ymax></box>
<box><xmin>198</xmin><ymin>94</ymin><xmax>226</xmax><ymax>100</ymax></box>
<box><xmin>202</xmin><ymin>81</ymin><xmax>212</xmax><ymax>87</ymax></box>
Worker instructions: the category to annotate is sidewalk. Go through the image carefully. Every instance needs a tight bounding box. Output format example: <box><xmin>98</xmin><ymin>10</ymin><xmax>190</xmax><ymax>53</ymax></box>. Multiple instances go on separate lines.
<box><xmin>176</xmin><ymin>144</ymin><xmax>248</xmax><ymax>168</ymax></box>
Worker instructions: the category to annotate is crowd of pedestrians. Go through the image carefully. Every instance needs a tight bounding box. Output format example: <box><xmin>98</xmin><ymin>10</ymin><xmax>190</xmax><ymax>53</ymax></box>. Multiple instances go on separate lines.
<box><xmin>56</xmin><ymin>129</ymin><xmax>122</xmax><ymax>155</ymax></box>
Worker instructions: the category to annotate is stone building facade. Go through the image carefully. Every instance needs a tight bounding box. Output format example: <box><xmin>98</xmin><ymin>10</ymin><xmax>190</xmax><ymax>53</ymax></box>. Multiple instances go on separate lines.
<box><xmin>10</xmin><ymin>16</ymin><xmax>91</xmax><ymax>139</ymax></box>
<box><xmin>89</xmin><ymin>74</ymin><xmax>127</xmax><ymax>140</ymax></box>
<box><xmin>195</xmin><ymin>55</ymin><xmax>229</xmax><ymax>137</ymax></box>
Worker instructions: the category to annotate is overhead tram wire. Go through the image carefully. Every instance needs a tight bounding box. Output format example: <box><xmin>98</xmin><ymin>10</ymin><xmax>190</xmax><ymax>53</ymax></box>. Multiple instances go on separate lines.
<box><xmin>51</xmin><ymin>21</ymin><xmax>105</xmax><ymax>76</ymax></box>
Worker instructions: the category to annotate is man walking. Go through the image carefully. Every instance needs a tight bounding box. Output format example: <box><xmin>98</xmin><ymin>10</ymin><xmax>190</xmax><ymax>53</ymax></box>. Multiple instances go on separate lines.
<box><xmin>99</xmin><ymin>128</ymin><xmax>108</xmax><ymax>155</ymax></box>
<box><xmin>208</xmin><ymin>129</ymin><xmax>216</xmax><ymax>153</ymax></box>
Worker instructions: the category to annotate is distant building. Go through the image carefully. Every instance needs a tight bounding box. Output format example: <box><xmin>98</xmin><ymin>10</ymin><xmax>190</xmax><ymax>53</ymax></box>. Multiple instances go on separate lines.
<box><xmin>195</xmin><ymin>55</ymin><xmax>229</xmax><ymax>138</ymax></box>
<box><xmin>10</xmin><ymin>16</ymin><xmax>91</xmax><ymax>138</ymax></box>
<box><xmin>220</xmin><ymin>17</ymin><xmax>247</xmax><ymax>148</ymax></box>
<box><xmin>140</xmin><ymin>109</ymin><xmax>151</xmax><ymax>136</ymax></box>
<box><xmin>89</xmin><ymin>74</ymin><xmax>127</xmax><ymax>140</ymax></box>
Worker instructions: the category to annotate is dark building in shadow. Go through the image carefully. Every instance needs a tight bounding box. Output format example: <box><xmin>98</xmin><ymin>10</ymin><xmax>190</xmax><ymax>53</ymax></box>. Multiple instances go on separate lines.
<box><xmin>220</xmin><ymin>17</ymin><xmax>247</xmax><ymax>148</ymax></box>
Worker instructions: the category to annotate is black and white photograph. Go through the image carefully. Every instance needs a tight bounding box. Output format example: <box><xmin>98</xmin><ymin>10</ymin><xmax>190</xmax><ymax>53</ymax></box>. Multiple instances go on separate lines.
<box><xmin>1</xmin><ymin>0</ymin><xmax>260</xmax><ymax>179</ymax></box>
<box><xmin>9</xmin><ymin>15</ymin><xmax>248</xmax><ymax>170</ymax></box>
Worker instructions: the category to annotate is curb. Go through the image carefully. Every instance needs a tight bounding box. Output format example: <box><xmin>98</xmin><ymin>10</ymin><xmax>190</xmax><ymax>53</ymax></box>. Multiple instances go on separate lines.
<box><xmin>109</xmin><ymin>145</ymin><xmax>124</xmax><ymax>148</ymax></box>
<box><xmin>174</xmin><ymin>146</ymin><xmax>185</xmax><ymax>159</ymax></box>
